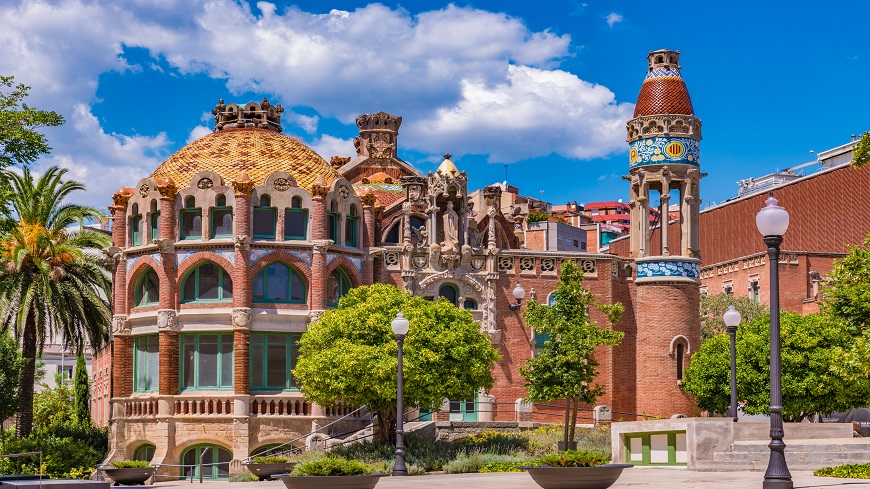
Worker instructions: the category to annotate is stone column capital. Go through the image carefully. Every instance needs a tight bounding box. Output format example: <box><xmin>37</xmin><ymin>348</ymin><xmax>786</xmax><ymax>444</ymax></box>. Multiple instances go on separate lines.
<box><xmin>155</xmin><ymin>178</ymin><xmax>178</xmax><ymax>200</ymax></box>
<box><xmin>312</xmin><ymin>240</ymin><xmax>332</xmax><ymax>254</ymax></box>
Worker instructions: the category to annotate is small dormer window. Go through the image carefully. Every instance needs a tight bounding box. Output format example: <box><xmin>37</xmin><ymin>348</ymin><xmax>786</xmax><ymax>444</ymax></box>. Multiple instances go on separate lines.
<box><xmin>285</xmin><ymin>196</ymin><xmax>307</xmax><ymax>240</ymax></box>
<box><xmin>327</xmin><ymin>200</ymin><xmax>339</xmax><ymax>243</ymax></box>
<box><xmin>210</xmin><ymin>194</ymin><xmax>233</xmax><ymax>238</ymax></box>
<box><xmin>180</xmin><ymin>197</ymin><xmax>202</xmax><ymax>240</ymax></box>
<box><xmin>345</xmin><ymin>204</ymin><xmax>358</xmax><ymax>247</ymax></box>
<box><xmin>253</xmin><ymin>194</ymin><xmax>276</xmax><ymax>239</ymax></box>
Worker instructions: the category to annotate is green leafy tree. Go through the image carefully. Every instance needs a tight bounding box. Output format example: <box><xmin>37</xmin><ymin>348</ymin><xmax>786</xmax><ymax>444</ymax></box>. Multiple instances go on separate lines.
<box><xmin>519</xmin><ymin>259</ymin><xmax>624</xmax><ymax>449</ymax></box>
<box><xmin>682</xmin><ymin>312</ymin><xmax>864</xmax><ymax>421</ymax></box>
<box><xmin>700</xmin><ymin>292</ymin><xmax>768</xmax><ymax>343</ymax></box>
<box><xmin>0</xmin><ymin>166</ymin><xmax>111</xmax><ymax>438</ymax></box>
<box><xmin>851</xmin><ymin>131</ymin><xmax>870</xmax><ymax>168</ymax></box>
<box><xmin>0</xmin><ymin>333</ymin><xmax>22</xmax><ymax>449</ymax></box>
<box><xmin>33</xmin><ymin>374</ymin><xmax>76</xmax><ymax>431</ymax></box>
<box><xmin>293</xmin><ymin>283</ymin><xmax>500</xmax><ymax>443</ymax></box>
<box><xmin>73</xmin><ymin>353</ymin><xmax>90</xmax><ymax>426</ymax></box>
<box><xmin>822</xmin><ymin>234</ymin><xmax>870</xmax><ymax>332</ymax></box>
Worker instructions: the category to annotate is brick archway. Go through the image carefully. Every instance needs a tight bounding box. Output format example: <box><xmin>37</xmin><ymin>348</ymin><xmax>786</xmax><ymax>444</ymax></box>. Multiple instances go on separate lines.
<box><xmin>175</xmin><ymin>252</ymin><xmax>235</xmax><ymax>285</ymax></box>
<box><xmin>126</xmin><ymin>255</ymin><xmax>167</xmax><ymax>314</ymax></box>
<box><xmin>325</xmin><ymin>255</ymin><xmax>363</xmax><ymax>287</ymax></box>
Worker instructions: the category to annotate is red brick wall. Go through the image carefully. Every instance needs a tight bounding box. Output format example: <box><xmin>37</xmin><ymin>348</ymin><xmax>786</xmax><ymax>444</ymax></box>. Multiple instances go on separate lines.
<box><xmin>112</xmin><ymin>335</ymin><xmax>133</xmax><ymax>398</ymax></box>
<box><xmin>234</xmin><ymin>329</ymin><xmax>250</xmax><ymax>394</ymax></box>
<box><xmin>159</xmin><ymin>332</ymin><xmax>179</xmax><ymax>395</ymax></box>
<box><xmin>233</xmin><ymin>193</ymin><xmax>252</xmax><ymax>307</ymax></box>
<box><xmin>633</xmin><ymin>282</ymin><xmax>700</xmax><ymax>418</ymax></box>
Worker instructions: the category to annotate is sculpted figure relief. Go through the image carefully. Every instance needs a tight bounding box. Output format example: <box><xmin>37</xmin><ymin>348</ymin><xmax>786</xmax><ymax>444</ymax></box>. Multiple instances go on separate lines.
<box><xmin>441</xmin><ymin>201</ymin><xmax>459</xmax><ymax>253</ymax></box>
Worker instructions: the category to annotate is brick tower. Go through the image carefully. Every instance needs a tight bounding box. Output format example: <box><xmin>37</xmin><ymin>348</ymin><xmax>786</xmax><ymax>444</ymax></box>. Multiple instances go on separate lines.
<box><xmin>626</xmin><ymin>49</ymin><xmax>702</xmax><ymax>416</ymax></box>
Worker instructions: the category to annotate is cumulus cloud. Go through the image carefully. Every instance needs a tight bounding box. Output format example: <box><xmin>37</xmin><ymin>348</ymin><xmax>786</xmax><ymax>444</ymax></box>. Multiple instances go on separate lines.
<box><xmin>0</xmin><ymin>0</ymin><xmax>634</xmax><ymax>205</ymax></box>
<box><xmin>186</xmin><ymin>125</ymin><xmax>212</xmax><ymax>143</ymax></box>
<box><xmin>605</xmin><ymin>12</ymin><xmax>623</xmax><ymax>28</ymax></box>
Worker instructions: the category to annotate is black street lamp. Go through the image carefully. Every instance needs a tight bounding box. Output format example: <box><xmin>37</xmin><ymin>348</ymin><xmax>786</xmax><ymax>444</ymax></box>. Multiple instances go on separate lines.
<box><xmin>755</xmin><ymin>194</ymin><xmax>792</xmax><ymax>489</ymax></box>
<box><xmin>509</xmin><ymin>283</ymin><xmax>526</xmax><ymax>311</ymax></box>
<box><xmin>391</xmin><ymin>312</ymin><xmax>410</xmax><ymax>476</ymax></box>
<box><xmin>723</xmin><ymin>304</ymin><xmax>741</xmax><ymax>423</ymax></box>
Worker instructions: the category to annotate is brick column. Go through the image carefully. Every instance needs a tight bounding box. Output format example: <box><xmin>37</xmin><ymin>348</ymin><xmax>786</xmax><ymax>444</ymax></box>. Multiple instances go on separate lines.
<box><xmin>155</xmin><ymin>178</ymin><xmax>180</xmax><ymax>395</ymax></box>
<box><xmin>231</xmin><ymin>173</ymin><xmax>255</xmax><ymax>395</ymax></box>
<box><xmin>109</xmin><ymin>188</ymin><xmax>133</xmax><ymax>316</ymax></box>
<box><xmin>360</xmin><ymin>190</ymin><xmax>377</xmax><ymax>285</ymax></box>
<box><xmin>310</xmin><ymin>178</ymin><xmax>329</xmax><ymax>311</ymax></box>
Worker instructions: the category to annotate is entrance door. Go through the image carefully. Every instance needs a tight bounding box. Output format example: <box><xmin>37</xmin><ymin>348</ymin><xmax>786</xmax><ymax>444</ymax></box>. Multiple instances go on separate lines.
<box><xmin>449</xmin><ymin>398</ymin><xmax>477</xmax><ymax>421</ymax></box>
<box><xmin>181</xmin><ymin>445</ymin><xmax>232</xmax><ymax>480</ymax></box>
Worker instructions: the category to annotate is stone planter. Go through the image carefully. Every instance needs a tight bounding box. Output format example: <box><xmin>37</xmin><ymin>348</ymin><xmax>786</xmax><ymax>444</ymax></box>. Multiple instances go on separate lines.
<box><xmin>102</xmin><ymin>467</ymin><xmax>156</xmax><ymax>486</ymax></box>
<box><xmin>244</xmin><ymin>463</ymin><xmax>297</xmax><ymax>481</ymax></box>
<box><xmin>274</xmin><ymin>474</ymin><xmax>386</xmax><ymax>489</ymax></box>
<box><xmin>523</xmin><ymin>465</ymin><xmax>632</xmax><ymax>489</ymax></box>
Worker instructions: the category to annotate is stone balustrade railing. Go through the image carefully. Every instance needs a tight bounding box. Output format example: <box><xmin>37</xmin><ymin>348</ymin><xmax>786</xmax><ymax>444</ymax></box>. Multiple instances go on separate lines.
<box><xmin>111</xmin><ymin>394</ymin><xmax>369</xmax><ymax>420</ymax></box>
<box><xmin>249</xmin><ymin>395</ymin><xmax>310</xmax><ymax>416</ymax></box>
<box><xmin>174</xmin><ymin>396</ymin><xmax>234</xmax><ymax>416</ymax></box>
<box><xmin>120</xmin><ymin>398</ymin><xmax>159</xmax><ymax>417</ymax></box>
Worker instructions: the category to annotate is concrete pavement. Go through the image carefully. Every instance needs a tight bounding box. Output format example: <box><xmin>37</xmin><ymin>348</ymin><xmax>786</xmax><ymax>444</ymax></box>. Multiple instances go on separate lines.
<box><xmin>155</xmin><ymin>469</ymin><xmax>870</xmax><ymax>488</ymax></box>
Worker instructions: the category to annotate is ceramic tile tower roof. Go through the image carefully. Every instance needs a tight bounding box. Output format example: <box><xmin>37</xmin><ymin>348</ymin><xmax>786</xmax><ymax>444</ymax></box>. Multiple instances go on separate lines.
<box><xmin>633</xmin><ymin>49</ymin><xmax>694</xmax><ymax>117</ymax></box>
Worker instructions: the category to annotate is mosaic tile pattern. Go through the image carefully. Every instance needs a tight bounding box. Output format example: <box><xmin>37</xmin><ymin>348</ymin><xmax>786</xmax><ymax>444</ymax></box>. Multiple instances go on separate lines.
<box><xmin>354</xmin><ymin>182</ymin><xmax>404</xmax><ymax>207</ymax></box>
<box><xmin>637</xmin><ymin>259</ymin><xmax>700</xmax><ymax>279</ymax></box>
<box><xmin>150</xmin><ymin>128</ymin><xmax>340</xmax><ymax>191</ymax></box>
<box><xmin>629</xmin><ymin>137</ymin><xmax>700</xmax><ymax>168</ymax></box>
<box><xmin>249</xmin><ymin>248</ymin><xmax>312</xmax><ymax>266</ymax></box>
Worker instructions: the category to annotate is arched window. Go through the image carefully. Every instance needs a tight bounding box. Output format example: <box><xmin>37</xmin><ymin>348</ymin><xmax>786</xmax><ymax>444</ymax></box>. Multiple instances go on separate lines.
<box><xmin>180</xmin><ymin>196</ymin><xmax>202</xmax><ymax>240</ymax></box>
<box><xmin>181</xmin><ymin>262</ymin><xmax>232</xmax><ymax>303</ymax></box>
<box><xmin>149</xmin><ymin>200</ymin><xmax>160</xmax><ymax>241</ymax></box>
<box><xmin>253</xmin><ymin>194</ymin><xmax>277</xmax><ymax>239</ymax></box>
<box><xmin>252</xmin><ymin>262</ymin><xmax>306</xmax><ymax>303</ymax></box>
<box><xmin>210</xmin><ymin>194</ymin><xmax>233</xmax><ymax>238</ymax></box>
<box><xmin>285</xmin><ymin>196</ymin><xmax>307</xmax><ymax>240</ymax></box>
<box><xmin>130</xmin><ymin>203</ymin><xmax>142</xmax><ymax>246</ymax></box>
<box><xmin>676</xmin><ymin>343</ymin><xmax>685</xmax><ymax>381</ymax></box>
<box><xmin>463</xmin><ymin>298</ymin><xmax>477</xmax><ymax>310</ymax></box>
<box><xmin>438</xmin><ymin>283</ymin><xmax>458</xmax><ymax>306</ymax></box>
<box><xmin>134</xmin><ymin>268</ymin><xmax>160</xmax><ymax>307</ymax></box>
<box><xmin>180</xmin><ymin>445</ymin><xmax>232</xmax><ymax>480</ymax></box>
<box><xmin>326</xmin><ymin>268</ymin><xmax>352</xmax><ymax>307</ymax></box>
<box><xmin>345</xmin><ymin>204</ymin><xmax>358</xmax><ymax>247</ymax></box>
<box><xmin>384</xmin><ymin>223</ymin><xmax>399</xmax><ymax>244</ymax></box>
<box><xmin>327</xmin><ymin>200</ymin><xmax>339</xmax><ymax>243</ymax></box>
<box><xmin>133</xmin><ymin>444</ymin><xmax>155</xmax><ymax>463</ymax></box>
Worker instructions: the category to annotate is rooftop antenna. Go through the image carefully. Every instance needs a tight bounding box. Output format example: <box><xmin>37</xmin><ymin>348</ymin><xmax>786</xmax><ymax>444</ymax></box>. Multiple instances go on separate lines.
<box><xmin>540</xmin><ymin>190</ymin><xmax>544</xmax><ymax>201</ymax></box>
<box><xmin>504</xmin><ymin>164</ymin><xmax>508</xmax><ymax>184</ymax></box>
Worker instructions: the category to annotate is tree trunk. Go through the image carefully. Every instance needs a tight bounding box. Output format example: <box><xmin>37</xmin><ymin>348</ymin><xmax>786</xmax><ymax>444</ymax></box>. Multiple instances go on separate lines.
<box><xmin>372</xmin><ymin>409</ymin><xmax>397</xmax><ymax>445</ymax></box>
<box><xmin>562</xmin><ymin>398</ymin><xmax>571</xmax><ymax>449</ymax></box>
<box><xmin>569</xmin><ymin>396</ymin><xmax>580</xmax><ymax>445</ymax></box>
<box><xmin>16</xmin><ymin>314</ymin><xmax>37</xmax><ymax>438</ymax></box>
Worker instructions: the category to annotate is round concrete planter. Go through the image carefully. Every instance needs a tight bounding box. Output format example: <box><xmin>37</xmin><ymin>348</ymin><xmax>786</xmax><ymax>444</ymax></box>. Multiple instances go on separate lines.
<box><xmin>102</xmin><ymin>467</ymin><xmax>156</xmax><ymax>486</ymax></box>
<box><xmin>244</xmin><ymin>463</ymin><xmax>297</xmax><ymax>481</ymax></box>
<box><xmin>523</xmin><ymin>465</ymin><xmax>633</xmax><ymax>489</ymax></box>
<box><xmin>273</xmin><ymin>473</ymin><xmax>386</xmax><ymax>489</ymax></box>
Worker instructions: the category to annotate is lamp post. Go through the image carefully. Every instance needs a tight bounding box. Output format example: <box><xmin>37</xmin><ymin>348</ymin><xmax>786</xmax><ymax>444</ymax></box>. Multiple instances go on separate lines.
<box><xmin>755</xmin><ymin>194</ymin><xmax>792</xmax><ymax>489</ymax></box>
<box><xmin>723</xmin><ymin>305</ymin><xmax>741</xmax><ymax>423</ymax></box>
<box><xmin>391</xmin><ymin>312</ymin><xmax>410</xmax><ymax>476</ymax></box>
<box><xmin>509</xmin><ymin>283</ymin><xmax>526</xmax><ymax>311</ymax></box>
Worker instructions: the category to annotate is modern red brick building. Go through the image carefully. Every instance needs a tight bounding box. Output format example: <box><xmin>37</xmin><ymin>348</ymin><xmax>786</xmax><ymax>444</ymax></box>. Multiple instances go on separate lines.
<box><xmin>101</xmin><ymin>49</ymin><xmax>704</xmax><ymax>476</ymax></box>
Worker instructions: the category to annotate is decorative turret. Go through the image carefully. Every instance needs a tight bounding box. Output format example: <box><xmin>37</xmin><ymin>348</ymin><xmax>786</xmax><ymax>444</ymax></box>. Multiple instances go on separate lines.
<box><xmin>354</xmin><ymin>111</ymin><xmax>402</xmax><ymax>160</ymax></box>
<box><xmin>212</xmin><ymin>98</ymin><xmax>284</xmax><ymax>132</ymax></box>
<box><xmin>626</xmin><ymin>49</ymin><xmax>703</xmax><ymax>278</ymax></box>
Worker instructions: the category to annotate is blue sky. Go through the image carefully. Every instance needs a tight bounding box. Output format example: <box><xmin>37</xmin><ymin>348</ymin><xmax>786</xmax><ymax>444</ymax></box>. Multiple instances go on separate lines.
<box><xmin>1</xmin><ymin>0</ymin><xmax>868</xmax><ymax>209</ymax></box>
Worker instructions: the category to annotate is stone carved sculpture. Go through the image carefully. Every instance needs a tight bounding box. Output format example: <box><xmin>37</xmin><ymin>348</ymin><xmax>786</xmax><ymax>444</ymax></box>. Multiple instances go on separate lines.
<box><xmin>234</xmin><ymin>235</ymin><xmax>250</xmax><ymax>250</ymax></box>
<box><xmin>157</xmin><ymin>309</ymin><xmax>179</xmax><ymax>331</ymax></box>
<box><xmin>231</xmin><ymin>308</ymin><xmax>252</xmax><ymax>329</ymax></box>
<box><xmin>111</xmin><ymin>315</ymin><xmax>130</xmax><ymax>335</ymax></box>
<box><xmin>153</xmin><ymin>238</ymin><xmax>174</xmax><ymax>254</ymax></box>
<box><xmin>441</xmin><ymin>201</ymin><xmax>459</xmax><ymax>253</ymax></box>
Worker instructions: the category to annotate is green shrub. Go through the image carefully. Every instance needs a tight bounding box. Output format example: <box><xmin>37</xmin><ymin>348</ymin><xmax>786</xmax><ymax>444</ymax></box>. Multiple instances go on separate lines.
<box><xmin>251</xmin><ymin>455</ymin><xmax>291</xmax><ymax>464</ymax></box>
<box><xmin>0</xmin><ymin>435</ymin><xmax>104</xmax><ymax>479</ymax></box>
<box><xmin>293</xmin><ymin>457</ymin><xmax>372</xmax><ymax>476</ymax></box>
<box><xmin>111</xmin><ymin>460</ymin><xmax>151</xmax><ymax>468</ymax></box>
<box><xmin>814</xmin><ymin>462</ymin><xmax>870</xmax><ymax>478</ymax></box>
<box><xmin>443</xmin><ymin>452</ymin><xmax>531</xmax><ymax>474</ymax></box>
<box><xmin>535</xmin><ymin>450</ymin><xmax>609</xmax><ymax>468</ymax></box>
<box><xmin>458</xmin><ymin>430</ymin><xmax>528</xmax><ymax>454</ymax></box>
<box><xmin>229</xmin><ymin>470</ymin><xmax>258</xmax><ymax>482</ymax></box>
<box><xmin>527</xmin><ymin>211</ymin><xmax>549</xmax><ymax>223</ymax></box>
<box><xmin>479</xmin><ymin>460</ymin><xmax>533</xmax><ymax>473</ymax></box>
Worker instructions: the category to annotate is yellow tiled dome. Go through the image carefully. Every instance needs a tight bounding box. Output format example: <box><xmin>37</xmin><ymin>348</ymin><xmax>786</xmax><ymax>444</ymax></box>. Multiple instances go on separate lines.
<box><xmin>150</xmin><ymin>128</ymin><xmax>339</xmax><ymax>190</ymax></box>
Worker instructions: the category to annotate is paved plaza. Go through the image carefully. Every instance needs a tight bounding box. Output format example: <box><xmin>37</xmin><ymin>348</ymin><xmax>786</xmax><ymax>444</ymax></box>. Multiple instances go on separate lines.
<box><xmin>153</xmin><ymin>470</ymin><xmax>870</xmax><ymax>488</ymax></box>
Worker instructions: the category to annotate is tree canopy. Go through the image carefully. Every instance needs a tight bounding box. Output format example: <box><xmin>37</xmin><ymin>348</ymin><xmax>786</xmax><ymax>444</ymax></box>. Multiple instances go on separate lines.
<box><xmin>0</xmin><ymin>166</ymin><xmax>111</xmax><ymax>437</ymax></box>
<box><xmin>682</xmin><ymin>312</ymin><xmax>866</xmax><ymax>421</ymax></box>
<box><xmin>73</xmin><ymin>354</ymin><xmax>90</xmax><ymax>426</ymax></box>
<box><xmin>519</xmin><ymin>259</ymin><xmax>623</xmax><ymax>447</ymax></box>
<box><xmin>851</xmin><ymin>131</ymin><xmax>870</xmax><ymax>168</ymax></box>
<box><xmin>700</xmin><ymin>292</ymin><xmax>768</xmax><ymax>343</ymax></box>
<box><xmin>0</xmin><ymin>76</ymin><xmax>64</xmax><ymax>169</ymax></box>
<box><xmin>293</xmin><ymin>283</ymin><xmax>499</xmax><ymax>443</ymax></box>
<box><xmin>822</xmin><ymin>234</ymin><xmax>870</xmax><ymax>333</ymax></box>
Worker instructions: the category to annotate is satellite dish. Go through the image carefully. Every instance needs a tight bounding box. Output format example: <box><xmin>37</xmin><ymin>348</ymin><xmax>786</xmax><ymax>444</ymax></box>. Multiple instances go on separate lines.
<box><xmin>617</xmin><ymin>199</ymin><xmax>623</xmax><ymax>203</ymax></box>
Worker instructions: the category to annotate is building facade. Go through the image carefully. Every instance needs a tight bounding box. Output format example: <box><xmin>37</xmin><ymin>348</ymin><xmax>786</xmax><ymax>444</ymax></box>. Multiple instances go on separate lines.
<box><xmin>102</xmin><ymin>50</ymin><xmax>703</xmax><ymax>476</ymax></box>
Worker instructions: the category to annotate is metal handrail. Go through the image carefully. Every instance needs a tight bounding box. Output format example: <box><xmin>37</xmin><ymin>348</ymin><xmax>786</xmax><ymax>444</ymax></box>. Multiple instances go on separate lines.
<box><xmin>0</xmin><ymin>452</ymin><xmax>42</xmax><ymax>489</ymax></box>
<box><xmin>246</xmin><ymin>405</ymin><xmax>370</xmax><ymax>461</ymax></box>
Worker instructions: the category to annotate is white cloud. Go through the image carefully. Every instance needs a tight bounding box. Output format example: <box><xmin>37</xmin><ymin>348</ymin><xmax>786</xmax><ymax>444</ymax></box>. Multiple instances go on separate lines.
<box><xmin>186</xmin><ymin>125</ymin><xmax>212</xmax><ymax>143</ymax></box>
<box><xmin>605</xmin><ymin>12</ymin><xmax>623</xmax><ymax>28</ymax></box>
<box><xmin>0</xmin><ymin>0</ymin><xmax>633</xmax><ymax>207</ymax></box>
<box><xmin>310</xmin><ymin>135</ymin><xmax>355</xmax><ymax>161</ymax></box>
<box><xmin>405</xmin><ymin>65</ymin><xmax>633</xmax><ymax>162</ymax></box>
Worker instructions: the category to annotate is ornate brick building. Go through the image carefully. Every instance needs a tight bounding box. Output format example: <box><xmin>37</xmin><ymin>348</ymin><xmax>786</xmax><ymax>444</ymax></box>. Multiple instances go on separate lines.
<box><xmin>101</xmin><ymin>49</ymin><xmax>703</xmax><ymax>477</ymax></box>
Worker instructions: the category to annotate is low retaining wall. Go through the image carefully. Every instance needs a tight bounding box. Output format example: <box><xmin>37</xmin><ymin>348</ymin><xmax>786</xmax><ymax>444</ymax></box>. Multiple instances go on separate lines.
<box><xmin>611</xmin><ymin>418</ymin><xmax>852</xmax><ymax>469</ymax></box>
<box><xmin>433</xmin><ymin>421</ymin><xmax>543</xmax><ymax>441</ymax></box>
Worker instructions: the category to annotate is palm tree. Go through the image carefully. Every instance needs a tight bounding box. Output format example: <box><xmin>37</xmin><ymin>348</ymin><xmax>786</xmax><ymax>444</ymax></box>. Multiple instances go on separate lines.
<box><xmin>0</xmin><ymin>166</ymin><xmax>111</xmax><ymax>437</ymax></box>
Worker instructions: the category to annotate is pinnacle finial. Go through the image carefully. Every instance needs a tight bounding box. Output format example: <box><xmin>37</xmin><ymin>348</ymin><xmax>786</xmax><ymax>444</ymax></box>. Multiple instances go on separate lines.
<box><xmin>443</xmin><ymin>153</ymin><xmax>452</xmax><ymax>160</ymax></box>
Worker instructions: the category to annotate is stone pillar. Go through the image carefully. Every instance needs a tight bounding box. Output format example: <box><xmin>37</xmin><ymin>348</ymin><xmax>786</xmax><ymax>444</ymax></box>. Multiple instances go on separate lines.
<box><xmin>157</xmin><ymin>309</ymin><xmax>180</xmax><ymax>395</ymax></box>
<box><xmin>360</xmin><ymin>191</ymin><xmax>377</xmax><ymax>285</ymax></box>
<box><xmin>109</xmin><ymin>188</ymin><xmax>133</xmax><ymax>316</ymax></box>
<box><xmin>310</xmin><ymin>178</ymin><xmax>329</xmax><ymax>311</ymax></box>
<box><xmin>232</xmin><ymin>172</ymin><xmax>254</xmax><ymax>308</ymax></box>
<box><xmin>111</xmin><ymin>316</ymin><xmax>133</xmax><ymax>398</ymax></box>
<box><xmin>231</xmin><ymin>308</ymin><xmax>252</xmax><ymax>395</ymax></box>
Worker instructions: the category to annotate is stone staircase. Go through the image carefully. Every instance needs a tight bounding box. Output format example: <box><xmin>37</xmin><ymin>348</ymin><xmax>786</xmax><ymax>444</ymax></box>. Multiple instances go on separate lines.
<box><xmin>696</xmin><ymin>438</ymin><xmax>870</xmax><ymax>471</ymax></box>
<box><xmin>334</xmin><ymin>421</ymin><xmax>437</xmax><ymax>447</ymax></box>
